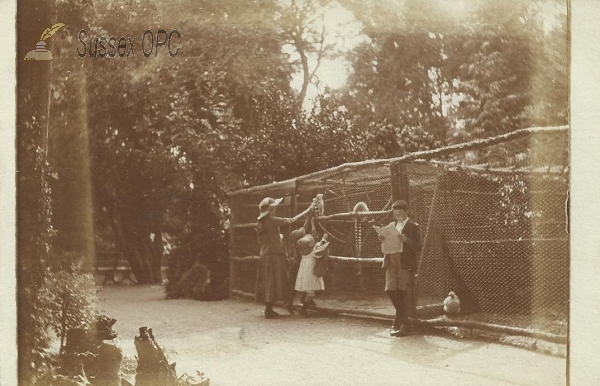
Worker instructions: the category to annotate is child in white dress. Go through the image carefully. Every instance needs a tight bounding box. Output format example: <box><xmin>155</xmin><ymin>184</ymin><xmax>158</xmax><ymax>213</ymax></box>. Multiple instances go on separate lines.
<box><xmin>294</xmin><ymin>233</ymin><xmax>328</xmax><ymax>315</ymax></box>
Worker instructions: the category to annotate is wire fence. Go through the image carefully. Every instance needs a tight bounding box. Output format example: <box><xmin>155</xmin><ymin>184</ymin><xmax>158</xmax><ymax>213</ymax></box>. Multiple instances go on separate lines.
<box><xmin>228</xmin><ymin>126</ymin><xmax>569</xmax><ymax>338</ymax></box>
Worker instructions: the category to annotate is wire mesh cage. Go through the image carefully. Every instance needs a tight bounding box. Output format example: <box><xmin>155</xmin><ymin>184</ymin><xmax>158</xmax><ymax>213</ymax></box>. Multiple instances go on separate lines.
<box><xmin>227</xmin><ymin>126</ymin><xmax>569</xmax><ymax>337</ymax></box>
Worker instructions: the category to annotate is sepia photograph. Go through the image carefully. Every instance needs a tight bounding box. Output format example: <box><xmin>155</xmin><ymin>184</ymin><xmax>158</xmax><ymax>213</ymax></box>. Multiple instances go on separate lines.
<box><xmin>7</xmin><ymin>0</ymin><xmax>587</xmax><ymax>385</ymax></box>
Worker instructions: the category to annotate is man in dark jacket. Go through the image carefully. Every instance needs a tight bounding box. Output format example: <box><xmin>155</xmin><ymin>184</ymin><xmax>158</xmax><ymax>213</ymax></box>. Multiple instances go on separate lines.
<box><xmin>379</xmin><ymin>200</ymin><xmax>422</xmax><ymax>337</ymax></box>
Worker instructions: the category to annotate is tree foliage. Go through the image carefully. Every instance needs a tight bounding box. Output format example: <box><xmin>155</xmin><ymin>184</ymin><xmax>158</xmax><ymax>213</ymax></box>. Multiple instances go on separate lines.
<box><xmin>337</xmin><ymin>0</ymin><xmax>454</xmax><ymax>140</ymax></box>
<box><xmin>338</xmin><ymin>0</ymin><xmax>568</xmax><ymax>145</ymax></box>
<box><xmin>40</xmin><ymin>0</ymin><xmax>568</xmax><ymax>291</ymax></box>
<box><xmin>48</xmin><ymin>0</ymin><xmax>292</xmax><ymax>285</ymax></box>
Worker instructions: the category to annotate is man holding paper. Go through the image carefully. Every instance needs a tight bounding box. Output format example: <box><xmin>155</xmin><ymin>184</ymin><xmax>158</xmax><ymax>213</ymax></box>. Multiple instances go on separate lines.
<box><xmin>375</xmin><ymin>200</ymin><xmax>422</xmax><ymax>337</ymax></box>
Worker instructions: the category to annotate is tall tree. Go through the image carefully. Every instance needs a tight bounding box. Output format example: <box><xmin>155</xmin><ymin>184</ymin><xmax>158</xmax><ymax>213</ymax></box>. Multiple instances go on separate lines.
<box><xmin>48</xmin><ymin>0</ymin><xmax>95</xmax><ymax>270</ymax></box>
<box><xmin>526</xmin><ymin>2</ymin><xmax>568</xmax><ymax>127</ymax></box>
<box><xmin>338</xmin><ymin>0</ymin><xmax>454</xmax><ymax>141</ymax></box>
<box><xmin>451</xmin><ymin>0</ymin><xmax>544</xmax><ymax>139</ymax></box>
<box><xmin>278</xmin><ymin>0</ymin><xmax>336</xmax><ymax>109</ymax></box>
<box><xmin>52</xmin><ymin>0</ymin><xmax>297</xmax><ymax>283</ymax></box>
<box><xmin>18</xmin><ymin>0</ymin><xmax>54</xmax><ymax>382</ymax></box>
<box><xmin>339</xmin><ymin>0</ymin><xmax>568</xmax><ymax>145</ymax></box>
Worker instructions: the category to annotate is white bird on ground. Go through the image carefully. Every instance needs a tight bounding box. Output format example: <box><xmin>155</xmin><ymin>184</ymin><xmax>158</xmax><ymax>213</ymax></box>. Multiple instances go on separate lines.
<box><xmin>443</xmin><ymin>291</ymin><xmax>461</xmax><ymax>316</ymax></box>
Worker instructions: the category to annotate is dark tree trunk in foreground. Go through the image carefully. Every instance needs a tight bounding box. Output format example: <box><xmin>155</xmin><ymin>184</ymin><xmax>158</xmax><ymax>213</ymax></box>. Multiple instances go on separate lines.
<box><xmin>134</xmin><ymin>327</ymin><xmax>177</xmax><ymax>386</ymax></box>
<box><xmin>17</xmin><ymin>1</ymin><xmax>52</xmax><ymax>383</ymax></box>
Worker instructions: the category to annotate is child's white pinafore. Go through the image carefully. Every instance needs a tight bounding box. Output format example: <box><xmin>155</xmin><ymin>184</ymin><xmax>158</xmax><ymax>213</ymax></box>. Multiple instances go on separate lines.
<box><xmin>294</xmin><ymin>249</ymin><xmax>325</xmax><ymax>292</ymax></box>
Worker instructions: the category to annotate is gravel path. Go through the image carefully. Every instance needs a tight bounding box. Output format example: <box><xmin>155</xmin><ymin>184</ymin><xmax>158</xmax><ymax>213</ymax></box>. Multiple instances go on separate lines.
<box><xmin>99</xmin><ymin>285</ymin><xmax>566</xmax><ymax>386</ymax></box>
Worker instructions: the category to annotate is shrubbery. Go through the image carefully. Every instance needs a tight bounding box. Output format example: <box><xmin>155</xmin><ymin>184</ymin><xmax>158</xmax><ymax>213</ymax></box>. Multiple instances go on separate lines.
<box><xmin>165</xmin><ymin>239</ymin><xmax>230</xmax><ymax>301</ymax></box>
<box><xmin>22</xmin><ymin>266</ymin><xmax>99</xmax><ymax>384</ymax></box>
<box><xmin>40</xmin><ymin>268</ymin><xmax>99</xmax><ymax>352</ymax></box>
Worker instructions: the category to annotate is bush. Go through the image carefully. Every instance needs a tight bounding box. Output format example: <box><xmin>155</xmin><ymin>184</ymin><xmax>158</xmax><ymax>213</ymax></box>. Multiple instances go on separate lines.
<box><xmin>165</xmin><ymin>239</ymin><xmax>229</xmax><ymax>301</ymax></box>
<box><xmin>39</xmin><ymin>268</ymin><xmax>99</xmax><ymax>353</ymax></box>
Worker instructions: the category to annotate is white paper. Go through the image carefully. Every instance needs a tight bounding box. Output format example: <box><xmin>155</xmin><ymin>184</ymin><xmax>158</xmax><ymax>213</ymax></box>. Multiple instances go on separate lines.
<box><xmin>373</xmin><ymin>224</ymin><xmax>403</xmax><ymax>254</ymax></box>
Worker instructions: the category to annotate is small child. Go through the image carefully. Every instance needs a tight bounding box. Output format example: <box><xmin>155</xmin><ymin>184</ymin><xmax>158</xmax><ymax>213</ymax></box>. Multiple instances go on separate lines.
<box><xmin>294</xmin><ymin>233</ymin><xmax>328</xmax><ymax>315</ymax></box>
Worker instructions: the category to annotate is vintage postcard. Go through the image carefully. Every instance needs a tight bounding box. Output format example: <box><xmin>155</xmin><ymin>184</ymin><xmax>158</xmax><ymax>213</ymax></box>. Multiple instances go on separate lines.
<box><xmin>4</xmin><ymin>0</ymin><xmax>600</xmax><ymax>385</ymax></box>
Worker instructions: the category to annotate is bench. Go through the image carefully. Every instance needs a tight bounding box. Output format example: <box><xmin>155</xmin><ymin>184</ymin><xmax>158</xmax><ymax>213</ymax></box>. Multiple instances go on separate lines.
<box><xmin>96</xmin><ymin>266</ymin><xmax>169</xmax><ymax>285</ymax></box>
<box><xmin>96</xmin><ymin>266</ymin><xmax>137</xmax><ymax>285</ymax></box>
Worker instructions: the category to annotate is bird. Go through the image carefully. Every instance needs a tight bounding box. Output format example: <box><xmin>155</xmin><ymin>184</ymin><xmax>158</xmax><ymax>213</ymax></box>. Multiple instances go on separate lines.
<box><xmin>314</xmin><ymin>193</ymin><xmax>325</xmax><ymax>216</ymax></box>
<box><xmin>311</xmin><ymin>194</ymin><xmax>325</xmax><ymax>233</ymax></box>
<box><xmin>443</xmin><ymin>291</ymin><xmax>461</xmax><ymax>316</ymax></box>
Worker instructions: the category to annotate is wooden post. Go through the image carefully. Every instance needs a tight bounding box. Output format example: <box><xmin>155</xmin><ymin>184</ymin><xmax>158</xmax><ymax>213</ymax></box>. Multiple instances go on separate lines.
<box><xmin>390</xmin><ymin>161</ymin><xmax>410</xmax><ymax>203</ymax></box>
<box><xmin>292</xmin><ymin>180</ymin><xmax>298</xmax><ymax>216</ymax></box>
<box><xmin>413</xmin><ymin>176</ymin><xmax>440</xmax><ymax>317</ymax></box>
<box><xmin>228</xmin><ymin>196</ymin><xmax>237</xmax><ymax>294</ymax></box>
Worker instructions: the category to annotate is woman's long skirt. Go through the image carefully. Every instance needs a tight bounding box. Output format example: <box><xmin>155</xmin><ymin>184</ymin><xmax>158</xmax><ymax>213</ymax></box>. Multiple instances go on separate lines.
<box><xmin>255</xmin><ymin>252</ymin><xmax>288</xmax><ymax>303</ymax></box>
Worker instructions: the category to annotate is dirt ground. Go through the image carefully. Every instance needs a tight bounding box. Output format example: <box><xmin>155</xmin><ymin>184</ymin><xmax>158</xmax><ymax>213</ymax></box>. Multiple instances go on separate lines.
<box><xmin>98</xmin><ymin>285</ymin><xmax>566</xmax><ymax>386</ymax></box>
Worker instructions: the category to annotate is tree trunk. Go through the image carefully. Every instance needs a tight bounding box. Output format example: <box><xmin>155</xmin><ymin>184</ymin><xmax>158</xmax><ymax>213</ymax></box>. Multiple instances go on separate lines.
<box><xmin>293</xmin><ymin>32</ymin><xmax>310</xmax><ymax>110</ymax></box>
<box><xmin>152</xmin><ymin>228</ymin><xmax>165</xmax><ymax>282</ymax></box>
<box><xmin>17</xmin><ymin>0</ymin><xmax>52</xmax><ymax>382</ymax></box>
<box><xmin>114</xmin><ymin>193</ymin><xmax>163</xmax><ymax>284</ymax></box>
<box><xmin>134</xmin><ymin>327</ymin><xmax>177</xmax><ymax>386</ymax></box>
<box><xmin>50</xmin><ymin>69</ymin><xmax>95</xmax><ymax>271</ymax></box>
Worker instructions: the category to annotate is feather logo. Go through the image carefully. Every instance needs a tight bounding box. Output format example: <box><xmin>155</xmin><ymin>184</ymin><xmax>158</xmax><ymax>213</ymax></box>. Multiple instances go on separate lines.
<box><xmin>40</xmin><ymin>23</ymin><xmax>66</xmax><ymax>41</ymax></box>
<box><xmin>24</xmin><ymin>22</ymin><xmax>66</xmax><ymax>61</ymax></box>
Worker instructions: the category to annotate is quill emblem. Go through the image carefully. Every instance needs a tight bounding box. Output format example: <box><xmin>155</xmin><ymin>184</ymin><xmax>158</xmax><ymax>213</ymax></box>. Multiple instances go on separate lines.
<box><xmin>24</xmin><ymin>22</ymin><xmax>66</xmax><ymax>61</ymax></box>
<box><xmin>40</xmin><ymin>23</ymin><xmax>66</xmax><ymax>41</ymax></box>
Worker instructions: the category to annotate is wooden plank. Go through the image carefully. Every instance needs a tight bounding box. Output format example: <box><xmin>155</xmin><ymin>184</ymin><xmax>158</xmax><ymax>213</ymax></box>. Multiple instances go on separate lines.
<box><xmin>415</xmin><ymin>318</ymin><xmax>566</xmax><ymax>344</ymax></box>
<box><xmin>230</xmin><ymin>255</ymin><xmax>260</xmax><ymax>262</ymax></box>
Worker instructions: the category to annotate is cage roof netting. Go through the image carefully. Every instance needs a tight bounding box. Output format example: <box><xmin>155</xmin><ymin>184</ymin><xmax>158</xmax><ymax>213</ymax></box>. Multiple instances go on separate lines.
<box><xmin>228</xmin><ymin>125</ymin><xmax>568</xmax><ymax>200</ymax></box>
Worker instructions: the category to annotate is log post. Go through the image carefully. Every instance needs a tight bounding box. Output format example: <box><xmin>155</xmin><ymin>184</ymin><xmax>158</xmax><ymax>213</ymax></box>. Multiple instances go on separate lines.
<box><xmin>134</xmin><ymin>327</ymin><xmax>177</xmax><ymax>386</ymax></box>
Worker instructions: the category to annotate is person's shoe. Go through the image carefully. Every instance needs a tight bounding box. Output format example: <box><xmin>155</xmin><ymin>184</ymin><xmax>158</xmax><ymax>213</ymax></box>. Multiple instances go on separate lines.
<box><xmin>305</xmin><ymin>299</ymin><xmax>317</xmax><ymax>308</ymax></box>
<box><xmin>284</xmin><ymin>303</ymin><xmax>295</xmax><ymax>315</ymax></box>
<box><xmin>391</xmin><ymin>316</ymin><xmax>401</xmax><ymax>331</ymax></box>
<box><xmin>299</xmin><ymin>303</ymin><xmax>308</xmax><ymax>316</ymax></box>
<box><xmin>264</xmin><ymin>309</ymin><xmax>280</xmax><ymax>319</ymax></box>
<box><xmin>390</xmin><ymin>324</ymin><xmax>410</xmax><ymax>337</ymax></box>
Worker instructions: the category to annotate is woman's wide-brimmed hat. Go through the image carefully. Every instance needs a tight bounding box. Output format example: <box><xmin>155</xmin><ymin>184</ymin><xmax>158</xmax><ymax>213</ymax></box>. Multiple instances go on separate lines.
<box><xmin>257</xmin><ymin>197</ymin><xmax>283</xmax><ymax>219</ymax></box>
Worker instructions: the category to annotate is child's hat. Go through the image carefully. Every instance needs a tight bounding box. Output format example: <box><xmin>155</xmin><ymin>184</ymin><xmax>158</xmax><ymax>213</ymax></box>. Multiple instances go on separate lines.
<box><xmin>297</xmin><ymin>234</ymin><xmax>316</xmax><ymax>249</ymax></box>
<box><xmin>290</xmin><ymin>227</ymin><xmax>307</xmax><ymax>245</ymax></box>
<box><xmin>258</xmin><ymin>197</ymin><xmax>283</xmax><ymax>219</ymax></box>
